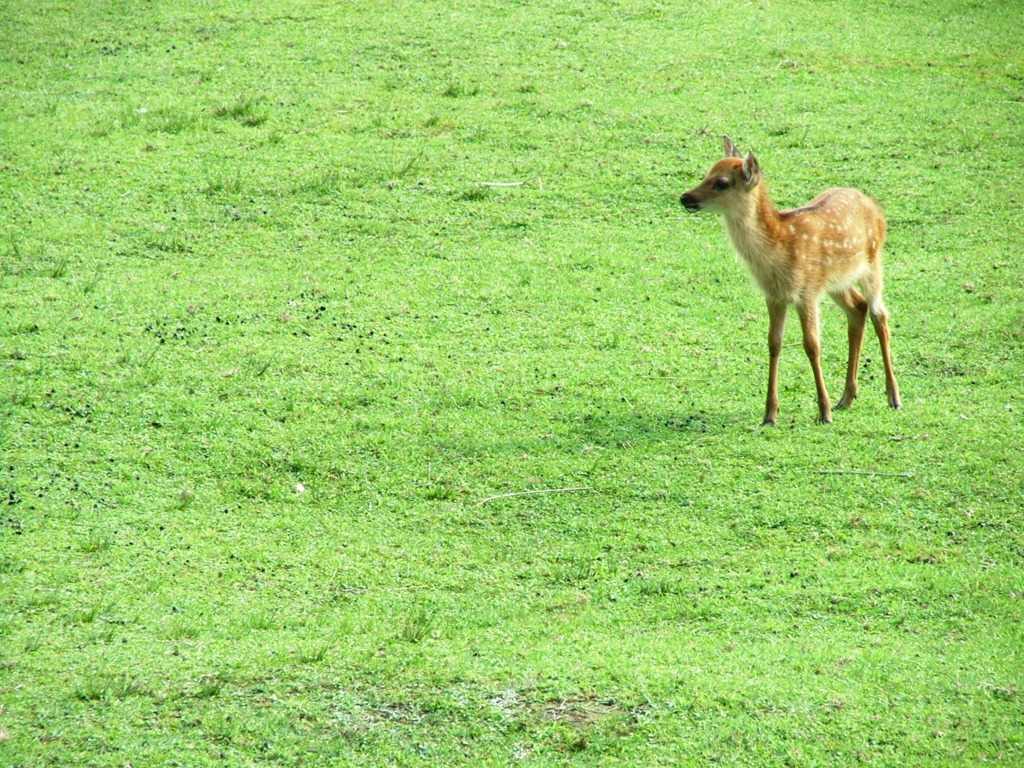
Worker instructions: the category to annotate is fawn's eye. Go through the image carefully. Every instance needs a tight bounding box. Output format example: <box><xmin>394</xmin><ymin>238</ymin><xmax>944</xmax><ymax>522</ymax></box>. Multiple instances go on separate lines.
<box><xmin>713</xmin><ymin>177</ymin><xmax>730</xmax><ymax>190</ymax></box>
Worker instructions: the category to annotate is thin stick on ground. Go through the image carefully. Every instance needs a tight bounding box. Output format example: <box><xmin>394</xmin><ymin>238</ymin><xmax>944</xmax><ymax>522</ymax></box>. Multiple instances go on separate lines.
<box><xmin>477</xmin><ymin>487</ymin><xmax>592</xmax><ymax>505</ymax></box>
<box><xmin>813</xmin><ymin>470</ymin><xmax>914</xmax><ymax>478</ymax></box>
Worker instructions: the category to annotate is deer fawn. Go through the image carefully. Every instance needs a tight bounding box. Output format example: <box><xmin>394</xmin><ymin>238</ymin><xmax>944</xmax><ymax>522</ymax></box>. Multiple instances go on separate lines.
<box><xmin>680</xmin><ymin>136</ymin><xmax>901</xmax><ymax>425</ymax></box>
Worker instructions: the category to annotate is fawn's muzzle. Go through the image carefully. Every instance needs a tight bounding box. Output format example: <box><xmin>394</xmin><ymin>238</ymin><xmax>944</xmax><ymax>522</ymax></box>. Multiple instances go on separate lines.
<box><xmin>680</xmin><ymin>192</ymin><xmax>701</xmax><ymax>210</ymax></box>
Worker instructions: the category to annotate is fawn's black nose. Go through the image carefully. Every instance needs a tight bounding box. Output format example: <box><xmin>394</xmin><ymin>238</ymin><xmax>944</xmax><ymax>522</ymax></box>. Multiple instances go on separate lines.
<box><xmin>680</xmin><ymin>192</ymin><xmax>701</xmax><ymax>210</ymax></box>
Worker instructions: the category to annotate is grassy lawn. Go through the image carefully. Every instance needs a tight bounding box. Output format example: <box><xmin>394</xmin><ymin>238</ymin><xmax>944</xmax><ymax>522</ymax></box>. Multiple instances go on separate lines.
<box><xmin>2</xmin><ymin>0</ymin><xmax>1022</xmax><ymax>765</ymax></box>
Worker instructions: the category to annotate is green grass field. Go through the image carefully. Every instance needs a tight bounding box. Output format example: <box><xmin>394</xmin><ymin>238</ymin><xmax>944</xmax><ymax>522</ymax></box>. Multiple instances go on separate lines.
<box><xmin>2</xmin><ymin>0</ymin><xmax>1023</xmax><ymax>765</ymax></box>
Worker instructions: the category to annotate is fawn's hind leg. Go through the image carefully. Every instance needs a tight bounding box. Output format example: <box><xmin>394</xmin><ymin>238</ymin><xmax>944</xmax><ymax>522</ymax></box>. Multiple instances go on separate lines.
<box><xmin>861</xmin><ymin>265</ymin><xmax>902</xmax><ymax>410</ymax></box>
<box><xmin>831</xmin><ymin>288</ymin><xmax>869</xmax><ymax>409</ymax></box>
<box><xmin>869</xmin><ymin>303</ymin><xmax>901</xmax><ymax>409</ymax></box>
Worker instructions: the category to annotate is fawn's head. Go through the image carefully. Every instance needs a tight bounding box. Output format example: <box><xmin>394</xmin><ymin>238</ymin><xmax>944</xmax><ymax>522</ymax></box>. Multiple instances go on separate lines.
<box><xmin>680</xmin><ymin>135</ymin><xmax>762</xmax><ymax>214</ymax></box>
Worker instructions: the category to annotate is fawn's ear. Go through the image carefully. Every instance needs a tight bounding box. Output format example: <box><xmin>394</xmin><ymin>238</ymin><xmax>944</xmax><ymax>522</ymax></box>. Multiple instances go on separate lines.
<box><xmin>723</xmin><ymin>135</ymin><xmax>742</xmax><ymax>158</ymax></box>
<box><xmin>741</xmin><ymin>152</ymin><xmax>761</xmax><ymax>190</ymax></box>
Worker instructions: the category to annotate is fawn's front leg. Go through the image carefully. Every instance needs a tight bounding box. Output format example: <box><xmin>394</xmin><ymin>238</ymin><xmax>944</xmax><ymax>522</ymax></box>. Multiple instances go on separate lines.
<box><xmin>763</xmin><ymin>299</ymin><xmax>787</xmax><ymax>426</ymax></box>
<box><xmin>797</xmin><ymin>301</ymin><xmax>833</xmax><ymax>424</ymax></box>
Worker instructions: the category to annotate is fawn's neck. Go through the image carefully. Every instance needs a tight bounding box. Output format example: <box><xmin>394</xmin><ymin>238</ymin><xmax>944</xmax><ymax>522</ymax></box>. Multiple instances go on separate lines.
<box><xmin>723</xmin><ymin>183</ymin><xmax>786</xmax><ymax>264</ymax></box>
<box><xmin>722</xmin><ymin>184</ymin><xmax>794</xmax><ymax>299</ymax></box>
